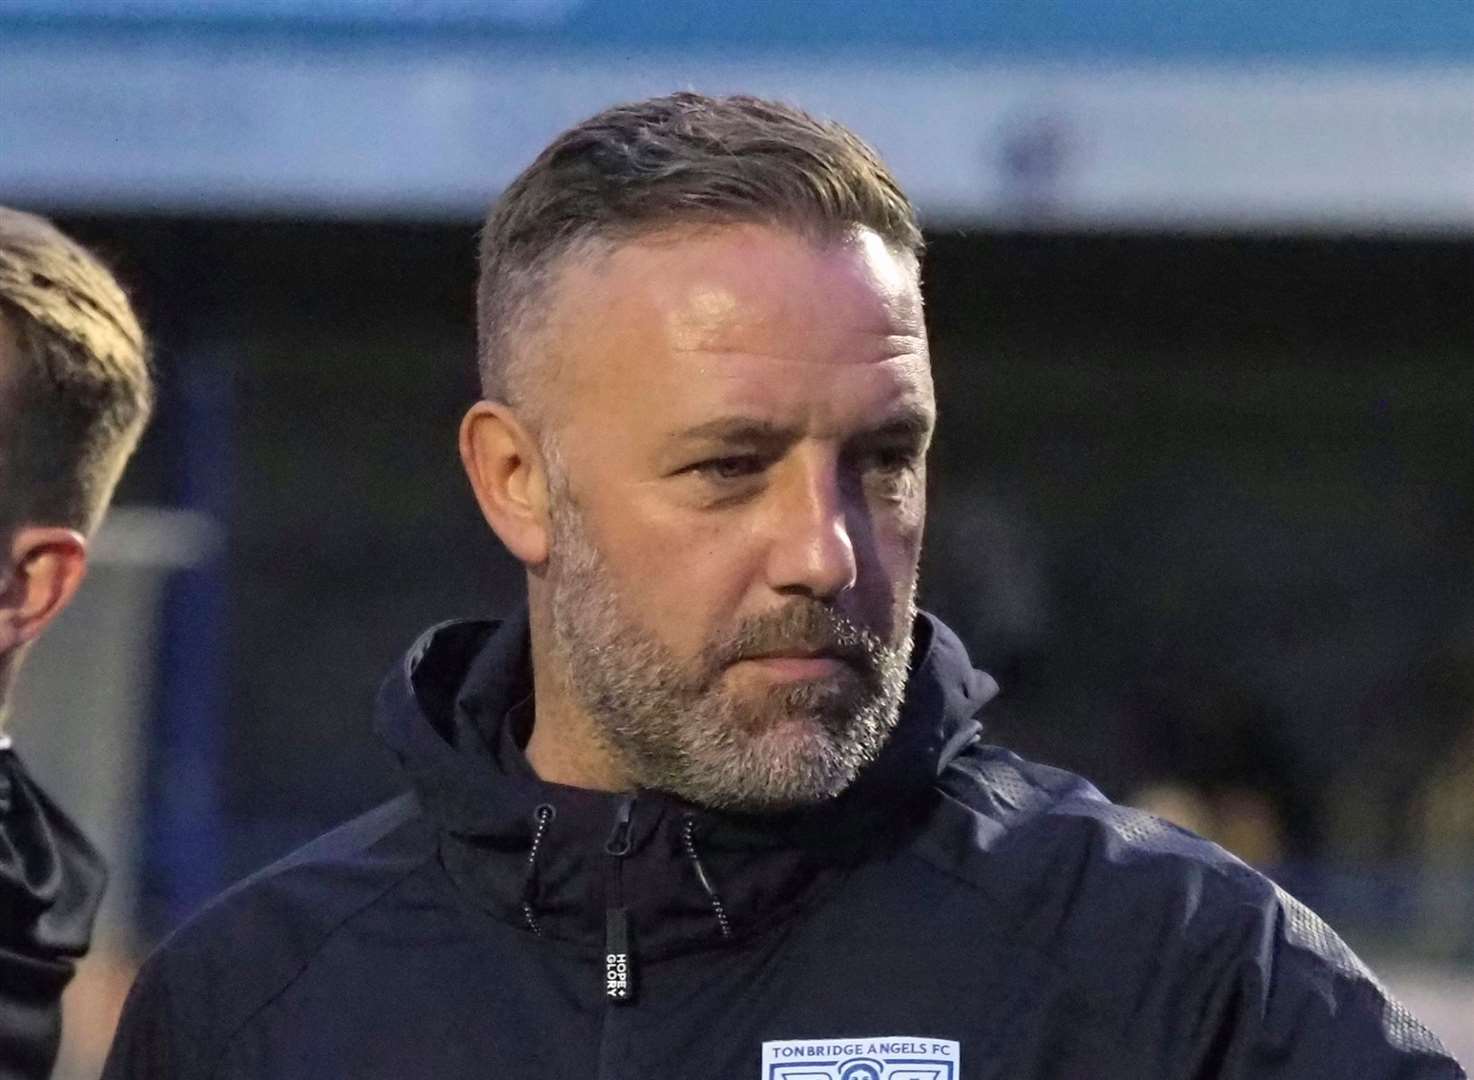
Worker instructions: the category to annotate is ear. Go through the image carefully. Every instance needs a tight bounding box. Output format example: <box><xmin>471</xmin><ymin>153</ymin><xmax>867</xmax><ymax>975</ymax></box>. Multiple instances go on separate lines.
<box><xmin>0</xmin><ymin>527</ymin><xmax>89</xmax><ymax>656</ymax></box>
<box><xmin>459</xmin><ymin>400</ymin><xmax>551</xmax><ymax>567</ymax></box>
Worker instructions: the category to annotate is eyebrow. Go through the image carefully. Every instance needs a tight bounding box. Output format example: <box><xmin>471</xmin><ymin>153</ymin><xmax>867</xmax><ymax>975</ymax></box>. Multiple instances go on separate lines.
<box><xmin>864</xmin><ymin>405</ymin><xmax>935</xmax><ymax>444</ymax></box>
<box><xmin>667</xmin><ymin>418</ymin><xmax>793</xmax><ymax>445</ymax></box>
<box><xmin>668</xmin><ymin>404</ymin><xmax>935</xmax><ymax>447</ymax></box>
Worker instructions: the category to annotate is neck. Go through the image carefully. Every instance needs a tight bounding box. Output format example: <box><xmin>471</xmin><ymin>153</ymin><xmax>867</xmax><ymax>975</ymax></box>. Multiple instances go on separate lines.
<box><xmin>524</xmin><ymin>601</ymin><xmax>634</xmax><ymax>793</ymax></box>
<box><xmin>0</xmin><ymin>654</ymin><xmax>13</xmax><ymax>739</ymax></box>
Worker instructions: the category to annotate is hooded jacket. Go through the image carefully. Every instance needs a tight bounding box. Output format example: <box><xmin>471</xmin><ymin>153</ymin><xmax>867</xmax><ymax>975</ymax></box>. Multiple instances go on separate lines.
<box><xmin>1</xmin><ymin>743</ymin><xmax>106</xmax><ymax>1080</ymax></box>
<box><xmin>102</xmin><ymin>612</ymin><xmax>1462</xmax><ymax>1079</ymax></box>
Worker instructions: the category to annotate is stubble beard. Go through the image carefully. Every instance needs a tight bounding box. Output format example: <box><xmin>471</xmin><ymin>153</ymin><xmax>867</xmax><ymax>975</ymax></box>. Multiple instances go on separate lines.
<box><xmin>544</xmin><ymin>492</ymin><xmax>916</xmax><ymax>814</ymax></box>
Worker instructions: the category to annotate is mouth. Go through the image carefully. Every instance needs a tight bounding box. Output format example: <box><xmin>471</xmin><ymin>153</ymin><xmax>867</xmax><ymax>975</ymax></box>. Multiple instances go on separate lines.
<box><xmin>733</xmin><ymin>649</ymin><xmax>858</xmax><ymax>681</ymax></box>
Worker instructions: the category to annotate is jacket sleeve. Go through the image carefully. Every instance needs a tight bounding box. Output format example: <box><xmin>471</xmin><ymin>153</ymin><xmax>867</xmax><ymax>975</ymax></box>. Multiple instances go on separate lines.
<box><xmin>0</xmin><ymin>746</ymin><xmax>106</xmax><ymax>1080</ymax></box>
<box><xmin>1203</xmin><ymin>888</ymin><xmax>1466</xmax><ymax>1079</ymax></box>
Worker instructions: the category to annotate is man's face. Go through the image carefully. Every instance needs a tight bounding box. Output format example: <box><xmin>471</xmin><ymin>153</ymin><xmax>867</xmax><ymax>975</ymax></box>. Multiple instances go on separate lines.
<box><xmin>537</xmin><ymin>224</ymin><xmax>934</xmax><ymax>811</ymax></box>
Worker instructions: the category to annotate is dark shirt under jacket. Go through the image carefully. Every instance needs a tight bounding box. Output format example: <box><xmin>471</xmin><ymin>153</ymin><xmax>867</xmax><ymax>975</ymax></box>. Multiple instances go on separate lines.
<box><xmin>0</xmin><ymin>742</ymin><xmax>106</xmax><ymax>1080</ymax></box>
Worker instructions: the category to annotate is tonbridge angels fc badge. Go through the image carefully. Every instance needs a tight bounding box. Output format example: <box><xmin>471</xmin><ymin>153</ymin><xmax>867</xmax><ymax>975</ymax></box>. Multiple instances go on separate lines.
<box><xmin>761</xmin><ymin>1036</ymin><xmax>960</xmax><ymax>1079</ymax></box>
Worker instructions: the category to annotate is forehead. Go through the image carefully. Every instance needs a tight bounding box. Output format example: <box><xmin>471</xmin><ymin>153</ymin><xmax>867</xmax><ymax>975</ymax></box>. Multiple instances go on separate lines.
<box><xmin>649</xmin><ymin>225</ymin><xmax>921</xmax><ymax>345</ymax></box>
<box><xmin>544</xmin><ymin>224</ymin><xmax>932</xmax><ymax>441</ymax></box>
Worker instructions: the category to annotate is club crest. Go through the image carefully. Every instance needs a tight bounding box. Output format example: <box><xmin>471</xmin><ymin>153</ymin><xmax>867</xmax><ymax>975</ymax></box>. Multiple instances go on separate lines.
<box><xmin>761</xmin><ymin>1036</ymin><xmax>959</xmax><ymax>1079</ymax></box>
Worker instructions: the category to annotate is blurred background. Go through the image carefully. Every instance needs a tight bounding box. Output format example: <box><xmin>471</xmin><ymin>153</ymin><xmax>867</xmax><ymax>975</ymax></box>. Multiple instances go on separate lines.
<box><xmin>2</xmin><ymin>1</ymin><xmax>1470</xmax><ymax>1071</ymax></box>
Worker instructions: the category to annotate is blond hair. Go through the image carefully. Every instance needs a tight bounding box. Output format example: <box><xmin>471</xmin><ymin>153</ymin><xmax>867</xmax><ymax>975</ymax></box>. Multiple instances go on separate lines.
<box><xmin>0</xmin><ymin>208</ymin><xmax>152</xmax><ymax>537</ymax></box>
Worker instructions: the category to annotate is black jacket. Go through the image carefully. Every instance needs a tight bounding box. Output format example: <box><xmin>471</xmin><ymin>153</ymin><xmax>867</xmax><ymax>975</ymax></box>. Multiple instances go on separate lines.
<box><xmin>103</xmin><ymin>612</ymin><xmax>1462</xmax><ymax>1079</ymax></box>
<box><xmin>1</xmin><ymin>744</ymin><xmax>106</xmax><ymax>1080</ymax></box>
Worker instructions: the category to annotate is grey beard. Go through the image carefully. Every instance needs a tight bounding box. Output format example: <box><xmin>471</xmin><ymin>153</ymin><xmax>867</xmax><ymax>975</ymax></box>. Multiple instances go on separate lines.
<box><xmin>545</xmin><ymin>497</ymin><xmax>914</xmax><ymax>813</ymax></box>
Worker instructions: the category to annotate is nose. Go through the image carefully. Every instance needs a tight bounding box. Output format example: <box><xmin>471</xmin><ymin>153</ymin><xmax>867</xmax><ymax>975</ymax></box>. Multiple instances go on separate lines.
<box><xmin>764</xmin><ymin>455</ymin><xmax>858</xmax><ymax>602</ymax></box>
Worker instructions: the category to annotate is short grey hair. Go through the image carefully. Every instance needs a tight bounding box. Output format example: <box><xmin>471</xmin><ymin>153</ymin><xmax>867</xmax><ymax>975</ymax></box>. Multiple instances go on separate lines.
<box><xmin>475</xmin><ymin>92</ymin><xmax>922</xmax><ymax>414</ymax></box>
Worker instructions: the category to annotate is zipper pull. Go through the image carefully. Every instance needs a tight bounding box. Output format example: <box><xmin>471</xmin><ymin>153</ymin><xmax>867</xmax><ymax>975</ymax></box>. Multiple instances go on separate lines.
<box><xmin>604</xmin><ymin>795</ymin><xmax>636</xmax><ymax>1004</ymax></box>
<box><xmin>605</xmin><ymin>906</ymin><xmax>633</xmax><ymax>1003</ymax></box>
<box><xmin>605</xmin><ymin>795</ymin><xmax>634</xmax><ymax>856</ymax></box>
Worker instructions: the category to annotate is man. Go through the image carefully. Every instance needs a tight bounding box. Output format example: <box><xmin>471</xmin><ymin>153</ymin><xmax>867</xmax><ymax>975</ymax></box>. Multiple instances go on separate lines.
<box><xmin>0</xmin><ymin>208</ymin><xmax>153</xmax><ymax>1079</ymax></box>
<box><xmin>104</xmin><ymin>94</ymin><xmax>1462</xmax><ymax>1078</ymax></box>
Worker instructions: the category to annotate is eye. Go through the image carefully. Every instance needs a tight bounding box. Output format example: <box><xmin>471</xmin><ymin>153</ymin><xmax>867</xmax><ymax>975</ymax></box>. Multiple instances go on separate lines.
<box><xmin>689</xmin><ymin>455</ymin><xmax>765</xmax><ymax>482</ymax></box>
<box><xmin>870</xmin><ymin>445</ymin><xmax>917</xmax><ymax>472</ymax></box>
<box><xmin>862</xmin><ymin>444</ymin><xmax>921</xmax><ymax>477</ymax></box>
<box><xmin>856</xmin><ymin>444</ymin><xmax>922</xmax><ymax>498</ymax></box>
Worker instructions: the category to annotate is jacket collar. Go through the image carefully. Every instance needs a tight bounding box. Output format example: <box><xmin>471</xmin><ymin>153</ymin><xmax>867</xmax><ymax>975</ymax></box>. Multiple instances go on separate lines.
<box><xmin>375</xmin><ymin>609</ymin><xmax>995</xmax><ymax>956</ymax></box>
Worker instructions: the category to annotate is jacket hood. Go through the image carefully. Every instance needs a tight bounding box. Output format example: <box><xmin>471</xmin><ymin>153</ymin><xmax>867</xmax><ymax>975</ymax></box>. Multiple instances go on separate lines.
<box><xmin>374</xmin><ymin>609</ymin><xmax>996</xmax><ymax>958</ymax></box>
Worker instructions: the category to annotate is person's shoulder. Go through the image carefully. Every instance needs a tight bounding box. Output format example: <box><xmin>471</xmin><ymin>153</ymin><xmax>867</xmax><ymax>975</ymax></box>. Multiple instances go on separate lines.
<box><xmin>930</xmin><ymin>742</ymin><xmax>1270</xmax><ymax>908</ymax></box>
<box><xmin>927</xmin><ymin>744</ymin><xmax>1300</xmax><ymax>953</ymax></box>
<box><xmin>918</xmin><ymin>745</ymin><xmax>1460</xmax><ymax>1072</ymax></box>
<box><xmin>148</xmin><ymin>790</ymin><xmax>434</xmax><ymax>988</ymax></box>
<box><xmin>105</xmin><ymin>793</ymin><xmax>434</xmax><ymax>1074</ymax></box>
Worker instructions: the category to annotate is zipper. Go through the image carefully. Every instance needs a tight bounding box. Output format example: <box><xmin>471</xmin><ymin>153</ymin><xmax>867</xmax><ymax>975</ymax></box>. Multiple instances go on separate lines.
<box><xmin>603</xmin><ymin>795</ymin><xmax>636</xmax><ymax>1004</ymax></box>
<box><xmin>521</xmin><ymin>803</ymin><xmax>555</xmax><ymax>936</ymax></box>
<box><xmin>682</xmin><ymin>814</ymin><xmax>733</xmax><ymax>939</ymax></box>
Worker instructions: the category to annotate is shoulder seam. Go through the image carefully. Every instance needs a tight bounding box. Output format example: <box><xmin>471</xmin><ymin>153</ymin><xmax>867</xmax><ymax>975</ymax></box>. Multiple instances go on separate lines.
<box><xmin>205</xmin><ymin>844</ymin><xmax>440</xmax><ymax>1077</ymax></box>
<box><xmin>1260</xmin><ymin>887</ymin><xmax>1456</xmax><ymax>1062</ymax></box>
<box><xmin>908</xmin><ymin>788</ymin><xmax>1278</xmax><ymax>1036</ymax></box>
